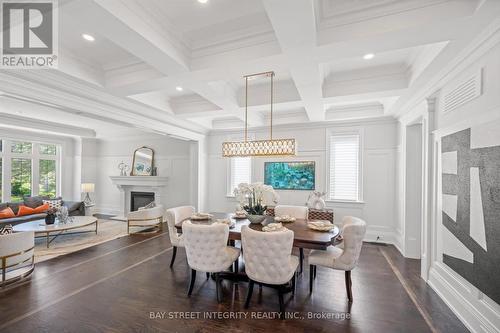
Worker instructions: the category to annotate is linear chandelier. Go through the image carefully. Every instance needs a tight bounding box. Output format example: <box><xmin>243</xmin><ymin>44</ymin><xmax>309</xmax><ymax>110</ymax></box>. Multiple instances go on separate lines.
<box><xmin>222</xmin><ymin>71</ymin><xmax>297</xmax><ymax>157</ymax></box>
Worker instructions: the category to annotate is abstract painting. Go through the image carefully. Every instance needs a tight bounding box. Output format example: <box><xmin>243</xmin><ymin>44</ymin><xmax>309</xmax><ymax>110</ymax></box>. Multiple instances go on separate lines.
<box><xmin>441</xmin><ymin>123</ymin><xmax>500</xmax><ymax>304</ymax></box>
<box><xmin>264</xmin><ymin>161</ymin><xmax>315</xmax><ymax>190</ymax></box>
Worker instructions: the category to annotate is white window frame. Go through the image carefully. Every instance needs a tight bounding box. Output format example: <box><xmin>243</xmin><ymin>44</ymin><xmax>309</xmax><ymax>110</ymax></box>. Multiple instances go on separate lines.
<box><xmin>226</xmin><ymin>157</ymin><xmax>252</xmax><ymax>197</ymax></box>
<box><xmin>326</xmin><ymin>128</ymin><xmax>364</xmax><ymax>203</ymax></box>
<box><xmin>0</xmin><ymin>138</ymin><xmax>61</xmax><ymax>203</ymax></box>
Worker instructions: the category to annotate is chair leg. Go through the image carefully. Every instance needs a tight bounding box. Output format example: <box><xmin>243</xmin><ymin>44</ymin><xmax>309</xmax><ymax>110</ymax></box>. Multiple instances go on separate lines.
<box><xmin>206</xmin><ymin>272</ymin><xmax>210</xmax><ymax>280</ymax></box>
<box><xmin>345</xmin><ymin>270</ymin><xmax>353</xmax><ymax>302</ymax></box>
<box><xmin>314</xmin><ymin>265</ymin><xmax>317</xmax><ymax>279</ymax></box>
<box><xmin>216</xmin><ymin>273</ymin><xmax>222</xmax><ymax>303</ymax></box>
<box><xmin>170</xmin><ymin>246</ymin><xmax>177</xmax><ymax>268</ymax></box>
<box><xmin>278</xmin><ymin>286</ymin><xmax>285</xmax><ymax>319</ymax></box>
<box><xmin>299</xmin><ymin>248</ymin><xmax>304</xmax><ymax>273</ymax></box>
<box><xmin>245</xmin><ymin>279</ymin><xmax>254</xmax><ymax>309</ymax></box>
<box><xmin>187</xmin><ymin>269</ymin><xmax>196</xmax><ymax>296</ymax></box>
<box><xmin>291</xmin><ymin>274</ymin><xmax>296</xmax><ymax>297</ymax></box>
<box><xmin>309</xmin><ymin>265</ymin><xmax>315</xmax><ymax>293</ymax></box>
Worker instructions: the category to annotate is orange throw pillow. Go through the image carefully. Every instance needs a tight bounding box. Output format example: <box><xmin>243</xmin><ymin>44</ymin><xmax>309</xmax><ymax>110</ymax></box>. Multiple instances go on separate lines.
<box><xmin>33</xmin><ymin>203</ymin><xmax>50</xmax><ymax>214</ymax></box>
<box><xmin>0</xmin><ymin>207</ymin><xmax>16</xmax><ymax>219</ymax></box>
<box><xmin>17</xmin><ymin>205</ymin><xmax>36</xmax><ymax>216</ymax></box>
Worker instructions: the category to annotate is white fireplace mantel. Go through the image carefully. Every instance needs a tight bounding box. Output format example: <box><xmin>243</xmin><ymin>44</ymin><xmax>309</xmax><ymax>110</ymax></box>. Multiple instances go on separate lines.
<box><xmin>110</xmin><ymin>176</ymin><xmax>169</xmax><ymax>188</ymax></box>
<box><xmin>109</xmin><ymin>176</ymin><xmax>168</xmax><ymax>220</ymax></box>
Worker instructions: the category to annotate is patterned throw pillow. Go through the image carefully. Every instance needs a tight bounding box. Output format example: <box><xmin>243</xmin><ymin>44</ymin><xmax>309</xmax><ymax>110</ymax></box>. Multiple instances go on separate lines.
<box><xmin>0</xmin><ymin>224</ymin><xmax>13</xmax><ymax>235</ymax></box>
<box><xmin>43</xmin><ymin>199</ymin><xmax>63</xmax><ymax>210</ymax></box>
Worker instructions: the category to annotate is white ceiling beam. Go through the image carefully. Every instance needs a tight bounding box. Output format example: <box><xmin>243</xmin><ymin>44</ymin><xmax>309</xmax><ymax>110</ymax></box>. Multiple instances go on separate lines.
<box><xmin>63</xmin><ymin>0</ymin><xmax>188</xmax><ymax>74</ymax></box>
<box><xmin>107</xmin><ymin>5</ymin><xmax>477</xmax><ymax>99</ymax></box>
<box><xmin>262</xmin><ymin>0</ymin><xmax>325</xmax><ymax>121</ymax></box>
<box><xmin>0</xmin><ymin>71</ymin><xmax>206</xmax><ymax>141</ymax></box>
<box><xmin>62</xmin><ymin>0</ymin><xmax>259</xmax><ymax>126</ymax></box>
<box><xmin>0</xmin><ymin>108</ymin><xmax>96</xmax><ymax>138</ymax></box>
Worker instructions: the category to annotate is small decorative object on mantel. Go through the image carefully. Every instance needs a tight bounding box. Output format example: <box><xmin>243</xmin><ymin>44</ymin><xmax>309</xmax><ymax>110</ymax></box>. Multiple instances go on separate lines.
<box><xmin>234</xmin><ymin>182</ymin><xmax>279</xmax><ymax>224</ymax></box>
<box><xmin>118</xmin><ymin>161</ymin><xmax>130</xmax><ymax>176</ymax></box>
<box><xmin>306</xmin><ymin>191</ymin><xmax>326</xmax><ymax>210</ymax></box>
<box><xmin>45</xmin><ymin>207</ymin><xmax>57</xmax><ymax>225</ymax></box>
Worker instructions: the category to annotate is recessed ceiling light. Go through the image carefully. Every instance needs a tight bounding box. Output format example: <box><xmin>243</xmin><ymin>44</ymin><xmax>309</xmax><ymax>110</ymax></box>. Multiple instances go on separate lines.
<box><xmin>363</xmin><ymin>53</ymin><xmax>375</xmax><ymax>60</ymax></box>
<box><xmin>198</xmin><ymin>0</ymin><xmax>208</xmax><ymax>3</ymax></box>
<box><xmin>82</xmin><ymin>33</ymin><xmax>95</xmax><ymax>42</ymax></box>
<box><xmin>176</xmin><ymin>86</ymin><xmax>183</xmax><ymax>91</ymax></box>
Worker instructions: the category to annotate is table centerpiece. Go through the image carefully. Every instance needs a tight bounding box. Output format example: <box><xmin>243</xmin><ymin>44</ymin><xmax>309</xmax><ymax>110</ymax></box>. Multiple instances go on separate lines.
<box><xmin>234</xmin><ymin>182</ymin><xmax>279</xmax><ymax>224</ymax></box>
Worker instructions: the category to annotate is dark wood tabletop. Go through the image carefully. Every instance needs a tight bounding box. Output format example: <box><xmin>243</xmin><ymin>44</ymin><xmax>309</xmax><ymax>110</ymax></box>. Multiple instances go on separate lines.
<box><xmin>175</xmin><ymin>212</ymin><xmax>340</xmax><ymax>250</ymax></box>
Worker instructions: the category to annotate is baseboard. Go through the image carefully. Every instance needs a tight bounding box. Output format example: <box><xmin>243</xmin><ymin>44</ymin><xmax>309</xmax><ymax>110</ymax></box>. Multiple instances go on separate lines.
<box><xmin>364</xmin><ymin>225</ymin><xmax>398</xmax><ymax>246</ymax></box>
<box><xmin>428</xmin><ymin>262</ymin><xmax>500</xmax><ymax>333</ymax></box>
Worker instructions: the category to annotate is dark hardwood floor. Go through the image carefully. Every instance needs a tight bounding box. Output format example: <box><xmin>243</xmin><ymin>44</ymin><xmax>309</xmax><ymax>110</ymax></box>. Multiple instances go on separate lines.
<box><xmin>0</xmin><ymin>229</ymin><xmax>468</xmax><ymax>333</ymax></box>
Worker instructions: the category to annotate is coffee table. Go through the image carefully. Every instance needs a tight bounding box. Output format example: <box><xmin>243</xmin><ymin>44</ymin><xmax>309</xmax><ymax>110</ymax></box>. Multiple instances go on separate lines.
<box><xmin>13</xmin><ymin>216</ymin><xmax>98</xmax><ymax>248</ymax></box>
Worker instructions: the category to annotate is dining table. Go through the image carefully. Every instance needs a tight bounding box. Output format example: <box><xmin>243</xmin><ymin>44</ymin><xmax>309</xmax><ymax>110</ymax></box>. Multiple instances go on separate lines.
<box><xmin>175</xmin><ymin>212</ymin><xmax>340</xmax><ymax>278</ymax></box>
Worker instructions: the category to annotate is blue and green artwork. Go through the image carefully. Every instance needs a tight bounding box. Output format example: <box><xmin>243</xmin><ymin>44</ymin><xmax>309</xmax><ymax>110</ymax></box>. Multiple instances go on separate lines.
<box><xmin>264</xmin><ymin>161</ymin><xmax>315</xmax><ymax>190</ymax></box>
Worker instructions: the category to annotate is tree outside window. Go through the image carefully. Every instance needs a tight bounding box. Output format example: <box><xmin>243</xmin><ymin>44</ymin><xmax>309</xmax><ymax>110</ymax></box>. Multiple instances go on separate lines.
<box><xmin>11</xmin><ymin>158</ymin><xmax>32</xmax><ymax>202</ymax></box>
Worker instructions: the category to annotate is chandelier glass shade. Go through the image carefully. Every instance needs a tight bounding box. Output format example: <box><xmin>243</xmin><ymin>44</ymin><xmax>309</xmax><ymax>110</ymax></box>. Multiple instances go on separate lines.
<box><xmin>222</xmin><ymin>71</ymin><xmax>297</xmax><ymax>157</ymax></box>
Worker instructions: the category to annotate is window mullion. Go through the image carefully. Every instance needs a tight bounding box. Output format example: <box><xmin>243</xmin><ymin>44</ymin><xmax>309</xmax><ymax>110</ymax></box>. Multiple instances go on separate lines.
<box><xmin>32</xmin><ymin>143</ymin><xmax>40</xmax><ymax>196</ymax></box>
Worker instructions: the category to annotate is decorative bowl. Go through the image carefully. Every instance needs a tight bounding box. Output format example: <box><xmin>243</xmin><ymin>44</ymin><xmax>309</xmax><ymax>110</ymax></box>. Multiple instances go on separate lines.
<box><xmin>247</xmin><ymin>214</ymin><xmax>266</xmax><ymax>224</ymax></box>
<box><xmin>274</xmin><ymin>215</ymin><xmax>296</xmax><ymax>223</ymax></box>
<box><xmin>307</xmin><ymin>221</ymin><xmax>335</xmax><ymax>232</ymax></box>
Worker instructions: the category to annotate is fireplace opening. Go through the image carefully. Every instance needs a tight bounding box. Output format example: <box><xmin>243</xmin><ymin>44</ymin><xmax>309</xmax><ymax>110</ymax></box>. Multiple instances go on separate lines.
<box><xmin>130</xmin><ymin>192</ymin><xmax>155</xmax><ymax>212</ymax></box>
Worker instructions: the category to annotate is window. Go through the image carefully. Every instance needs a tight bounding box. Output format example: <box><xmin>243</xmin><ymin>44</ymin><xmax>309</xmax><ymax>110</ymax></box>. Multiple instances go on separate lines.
<box><xmin>328</xmin><ymin>133</ymin><xmax>361</xmax><ymax>201</ymax></box>
<box><xmin>228</xmin><ymin>157</ymin><xmax>251</xmax><ymax>196</ymax></box>
<box><xmin>39</xmin><ymin>159</ymin><xmax>56</xmax><ymax>197</ymax></box>
<box><xmin>11</xmin><ymin>141</ymin><xmax>32</xmax><ymax>154</ymax></box>
<box><xmin>39</xmin><ymin>144</ymin><xmax>56</xmax><ymax>155</ymax></box>
<box><xmin>11</xmin><ymin>158</ymin><xmax>32</xmax><ymax>202</ymax></box>
<box><xmin>0</xmin><ymin>139</ymin><xmax>60</xmax><ymax>203</ymax></box>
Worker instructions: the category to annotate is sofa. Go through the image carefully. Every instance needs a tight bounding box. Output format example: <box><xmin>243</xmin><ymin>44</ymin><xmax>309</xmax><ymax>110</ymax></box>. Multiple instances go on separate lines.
<box><xmin>0</xmin><ymin>196</ymin><xmax>85</xmax><ymax>226</ymax></box>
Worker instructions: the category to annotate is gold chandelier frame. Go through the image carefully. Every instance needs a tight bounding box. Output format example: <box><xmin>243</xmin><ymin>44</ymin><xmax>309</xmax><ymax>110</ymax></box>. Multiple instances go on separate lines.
<box><xmin>222</xmin><ymin>71</ymin><xmax>296</xmax><ymax>157</ymax></box>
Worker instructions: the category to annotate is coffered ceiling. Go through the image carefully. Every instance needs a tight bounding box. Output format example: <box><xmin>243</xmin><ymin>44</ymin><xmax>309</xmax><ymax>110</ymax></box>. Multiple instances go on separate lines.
<box><xmin>1</xmin><ymin>0</ymin><xmax>499</xmax><ymax>139</ymax></box>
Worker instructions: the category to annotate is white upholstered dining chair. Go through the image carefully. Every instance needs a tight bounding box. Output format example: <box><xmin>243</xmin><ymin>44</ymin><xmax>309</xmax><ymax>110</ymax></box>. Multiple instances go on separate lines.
<box><xmin>274</xmin><ymin>205</ymin><xmax>308</xmax><ymax>220</ymax></box>
<box><xmin>183</xmin><ymin>221</ymin><xmax>240</xmax><ymax>302</ymax></box>
<box><xmin>274</xmin><ymin>205</ymin><xmax>309</xmax><ymax>273</ymax></box>
<box><xmin>127</xmin><ymin>205</ymin><xmax>164</xmax><ymax>235</ymax></box>
<box><xmin>308</xmin><ymin>216</ymin><xmax>366</xmax><ymax>302</ymax></box>
<box><xmin>241</xmin><ymin>226</ymin><xmax>299</xmax><ymax>318</ymax></box>
<box><xmin>0</xmin><ymin>231</ymin><xmax>35</xmax><ymax>288</ymax></box>
<box><xmin>165</xmin><ymin>206</ymin><xmax>195</xmax><ymax>267</ymax></box>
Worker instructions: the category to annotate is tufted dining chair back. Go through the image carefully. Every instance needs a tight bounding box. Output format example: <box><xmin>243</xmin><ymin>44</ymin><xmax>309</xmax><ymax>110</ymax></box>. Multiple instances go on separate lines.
<box><xmin>337</xmin><ymin>216</ymin><xmax>367</xmax><ymax>270</ymax></box>
<box><xmin>274</xmin><ymin>205</ymin><xmax>308</xmax><ymax>220</ymax></box>
<box><xmin>165</xmin><ymin>206</ymin><xmax>195</xmax><ymax>247</ymax></box>
<box><xmin>241</xmin><ymin>226</ymin><xmax>298</xmax><ymax>285</ymax></box>
<box><xmin>183</xmin><ymin>221</ymin><xmax>231</xmax><ymax>273</ymax></box>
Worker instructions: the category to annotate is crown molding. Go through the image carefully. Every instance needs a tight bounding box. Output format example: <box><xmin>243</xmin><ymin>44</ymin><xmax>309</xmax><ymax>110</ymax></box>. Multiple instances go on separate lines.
<box><xmin>317</xmin><ymin>0</ymin><xmax>454</xmax><ymax>29</ymax></box>
<box><xmin>0</xmin><ymin>71</ymin><xmax>208</xmax><ymax>140</ymax></box>
<box><xmin>0</xmin><ymin>111</ymin><xmax>96</xmax><ymax>138</ymax></box>
<box><xmin>208</xmin><ymin>115</ymin><xmax>397</xmax><ymax>136</ymax></box>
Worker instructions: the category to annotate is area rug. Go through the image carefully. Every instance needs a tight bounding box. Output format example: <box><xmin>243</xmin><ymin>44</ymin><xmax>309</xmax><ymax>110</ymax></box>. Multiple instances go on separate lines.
<box><xmin>34</xmin><ymin>219</ymin><xmax>128</xmax><ymax>263</ymax></box>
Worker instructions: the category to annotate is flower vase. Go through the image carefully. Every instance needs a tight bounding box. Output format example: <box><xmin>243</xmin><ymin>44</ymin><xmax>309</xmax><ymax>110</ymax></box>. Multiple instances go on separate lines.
<box><xmin>247</xmin><ymin>214</ymin><xmax>266</xmax><ymax>224</ymax></box>
<box><xmin>45</xmin><ymin>214</ymin><xmax>56</xmax><ymax>225</ymax></box>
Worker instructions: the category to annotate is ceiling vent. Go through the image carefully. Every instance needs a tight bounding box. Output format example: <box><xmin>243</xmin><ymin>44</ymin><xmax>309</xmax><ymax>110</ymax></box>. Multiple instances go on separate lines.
<box><xmin>443</xmin><ymin>69</ymin><xmax>482</xmax><ymax>113</ymax></box>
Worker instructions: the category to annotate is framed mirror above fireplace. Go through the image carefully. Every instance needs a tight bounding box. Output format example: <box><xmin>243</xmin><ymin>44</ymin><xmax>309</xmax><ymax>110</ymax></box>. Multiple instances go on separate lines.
<box><xmin>131</xmin><ymin>146</ymin><xmax>154</xmax><ymax>176</ymax></box>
